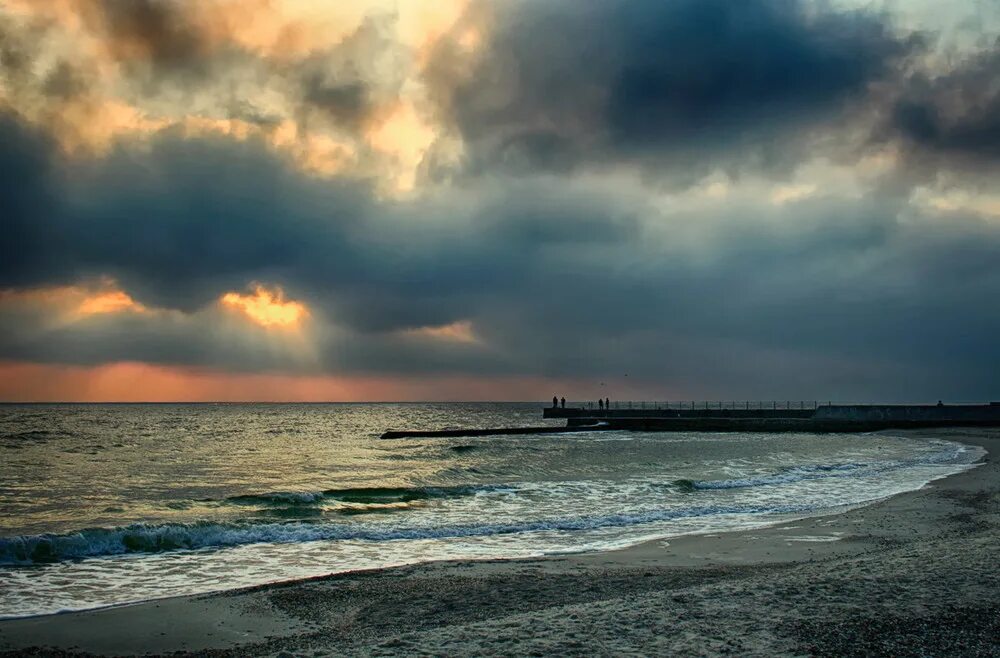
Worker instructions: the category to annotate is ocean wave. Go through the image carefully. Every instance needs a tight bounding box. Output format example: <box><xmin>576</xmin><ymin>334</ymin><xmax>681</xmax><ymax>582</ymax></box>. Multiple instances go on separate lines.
<box><xmin>226</xmin><ymin>491</ymin><xmax>326</xmax><ymax>506</ymax></box>
<box><xmin>221</xmin><ymin>484</ymin><xmax>493</xmax><ymax>507</ymax></box>
<box><xmin>689</xmin><ymin>443</ymin><xmax>974</xmax><ymax>491</ymax></box>
<box><xmin>0</xmin><ymin>442</ymin><xmax>979</xmax><ymax>565</ymax></box>
<box><xmin>672</xmin><ymin>479</ymin><xmax>698</xmax><ymax>492</ymax></box>
<box><xmin>0</xmin><ymin>502</ymin><xmax>812</xmax><ymax>565</ymax></box>
<box><xmin>1</xmin><ymin>429</ymin><xmax>71</xmax><ymax>442</ymax></box>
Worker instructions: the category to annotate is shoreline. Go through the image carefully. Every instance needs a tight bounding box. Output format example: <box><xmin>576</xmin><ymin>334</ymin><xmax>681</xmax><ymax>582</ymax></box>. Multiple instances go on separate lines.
<box><xmin>1</xmin><ymin>429</ymin><xmax>997</xmax><ymax>656</ymax></box>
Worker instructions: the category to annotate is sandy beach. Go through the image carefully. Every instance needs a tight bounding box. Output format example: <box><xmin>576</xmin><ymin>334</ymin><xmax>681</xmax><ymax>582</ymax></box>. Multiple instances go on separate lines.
<box><xmin>1</xmin><ymin>429</ymin><xmax>997</xmax><ymax>657</ymax></box>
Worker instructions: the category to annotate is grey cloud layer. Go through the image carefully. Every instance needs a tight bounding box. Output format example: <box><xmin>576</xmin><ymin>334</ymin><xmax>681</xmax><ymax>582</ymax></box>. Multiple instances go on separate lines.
<box><xmin>1</xmin><ymin>0</ymin><xmax>999</xmax><ymax>399</ymax></box>
<box><xmin>2</xmin><ymin>111</ymin><xmax>999</xmax><ymax>399</ymax></box>
<box><xmin>432</xmin><ymin>0</ymin><xmax>918</xmax><ymax>181</ymax></box>
<box><xmin>887</xmin><ymin>45</ymin><xmax>1000</xmax><ymax>181</ymax></box>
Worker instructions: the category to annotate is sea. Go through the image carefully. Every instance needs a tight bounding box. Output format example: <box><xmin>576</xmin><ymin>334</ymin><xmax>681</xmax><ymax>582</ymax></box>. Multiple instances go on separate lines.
<box><xmin>0</xmin><ymin>403</ymin><xmax>986</xmax><ymax>618</ymax></box>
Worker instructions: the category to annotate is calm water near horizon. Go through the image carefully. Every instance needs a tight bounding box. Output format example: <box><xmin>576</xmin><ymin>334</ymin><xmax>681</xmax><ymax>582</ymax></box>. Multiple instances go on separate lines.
<box><xmin>0</xmin><ymin>403</ymin><xmax>985</xmax><ymax>618</ymax></box>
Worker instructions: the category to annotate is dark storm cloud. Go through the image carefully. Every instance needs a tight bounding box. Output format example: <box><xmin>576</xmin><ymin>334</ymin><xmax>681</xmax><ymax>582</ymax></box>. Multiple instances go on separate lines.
<box><xmin>292</xmin><ymin>15</ymin><xmax>406</xmax><ymax>135</ymax></box>
<box><xmin>0</xmin><ymin>15</ymin><xmax>62</xmax><ymax>98</ymax></box>
<box><xmin>0</xmin><ymin>118</ymin><xmax>373</xmax><ymax>311</ymax></box>
<box><xmin>91</xmin><ymin>0</ymin><xmax>211</xmax><ymax>80</ymax></box>
<box><xmin>2</xmin><ymin>106</ymin><xmax>1000</xmax><ymax>400</ymax></box>
<box><xmin>41</xmin><ymin>62</ymin><xmax>91</xmax><ymax>100</ymax></box>
<box><xmin>0</xmin><ymin>306</ymin><xmax>218</xmax><ymax>370</ymax></box>
<box><xmin>2</xmin><ymin>0</ymin><xmax>1000</xmax><ymax>400</ymax></box>
<box><xmin>0</xmin><ymin>115</ymin><xmax>62</xmax><ymax>289</ymax></box>
<box><xmin>2</xmin><ymin>0</ymin><xmax>216</xmax><ymax>108</ymax></box>
<box><xmin>432</xmin><ymin>0</ymin><xmax>917</xmax><ymax>180</ymax></box>
<box><xmin>886</xmin><ymin>44</ymin><xmax>1000</xmax><ymax>175</ymax></box>
<box><xmin>301</xmin><ymin>78</ymin><xmax>370</xmax><ymax>128</ymax></box>
<box><xmin>470</xmin><ymin>200</ymin><xmax>1000</xmax><ymax>399</ymax></box>
<box><xmin>0</xmin><ymin>16</ymin><xmax>35</xmax><ymax>82</ymax></box>
<box><xmin>224</xmin><ymin>99</ymin><xmax>282</xmax><ymax>128</ymax></box>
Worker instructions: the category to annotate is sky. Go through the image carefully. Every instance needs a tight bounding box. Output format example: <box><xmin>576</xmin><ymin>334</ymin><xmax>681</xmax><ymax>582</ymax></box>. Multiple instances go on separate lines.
<box><xmin>0</xmin><ymin>0</ymin><xmax>998</xmax><ymax>402</ymax></box>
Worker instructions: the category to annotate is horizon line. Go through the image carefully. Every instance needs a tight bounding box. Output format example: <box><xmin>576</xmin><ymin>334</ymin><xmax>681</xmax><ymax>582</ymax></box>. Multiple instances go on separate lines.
<box><xmin>1</xmin><ymin>399</ymin><xmax>996</xmax><ymax>405</ymax></box>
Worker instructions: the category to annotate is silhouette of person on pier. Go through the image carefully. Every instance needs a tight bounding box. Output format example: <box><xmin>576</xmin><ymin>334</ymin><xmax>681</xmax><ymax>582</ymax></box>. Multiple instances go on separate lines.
<box><xmin>552</xmin><ymin>396</ymin><xmax>558</xmax><ymax>408</ymax></box>
<box><xmin>605</xmin><ymin>397</ymin><xmax>610</xmax><ymax>411</ymax></box>
<box><xmin>598</xmin><ymin>398</ymin><xmax>604</xmax><ymax>411</ymax></box>
<box><xmin>560</xmin><ymin>397</ymin><xmax>566</xmax><ymax>409</ymax></box>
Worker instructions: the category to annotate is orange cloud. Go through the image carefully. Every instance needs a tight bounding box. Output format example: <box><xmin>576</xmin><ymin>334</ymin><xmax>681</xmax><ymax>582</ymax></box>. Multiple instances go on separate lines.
<box><xmin>0</xmin><ymin>281</ymin><xmax>147</xmax><ymax>319</ymax></box>
<box><xmin>0</xmin><ymin>0</ymin><xmax>481</xmax><ymax>188</ymax></box>
<box><xmin>400</xmin><ymin>320</ymin><xmax>478</xmax><ymax>343</ymax></box>
<box><xmin>220</xmin><ymin>284</ymin><xmax>309</xmax><ymax>329</ymax></box>
<box><xmin>0</xmin><ymin>0</ymin><xmax>495</xmax><ymax>194</ymax></box>
<box><xmin>195</xmin><ymin>0</ymin><xmax>367</xmax><ymax>60</ymax></box>
<box><xmin>76</xmin><ymin>289</ymin><xmax>147</xmax><ymax>315</ymax></box>
<box><xmin>59</xmin><ymin>100</ymin><xmax>169</xmax><ymax>155</ymax></box>
<box><xmin>367</xmin><ymin>100</ymin><xmax>438</xmax><ymax>192</ymax></box>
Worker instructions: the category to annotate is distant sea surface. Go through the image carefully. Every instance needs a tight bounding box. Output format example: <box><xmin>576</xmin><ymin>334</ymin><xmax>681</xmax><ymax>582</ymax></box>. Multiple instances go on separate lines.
<box><xmin>0</xmin><ymin>403</ymin><xmax>985</xmax><ymax>617</ymax></box>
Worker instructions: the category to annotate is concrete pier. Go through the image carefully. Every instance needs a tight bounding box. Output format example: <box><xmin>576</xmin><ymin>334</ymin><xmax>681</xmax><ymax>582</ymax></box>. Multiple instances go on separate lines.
<box><xmin>544</xmin><ymin>402</ymin><xmax>1000</xmax><ymax>432</ymax></box>
<box><xmin>381</xmin><ymin>402</ymin><xmax>1000</xmax><ymax>439</ymax></box>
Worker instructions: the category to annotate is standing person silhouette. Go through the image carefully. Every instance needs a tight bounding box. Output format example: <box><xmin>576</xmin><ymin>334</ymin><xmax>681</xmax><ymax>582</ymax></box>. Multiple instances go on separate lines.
<box><xmin>598</xmin><ymin>398</ymin><xmax>604</xmax><ymax>411</ymax></box>
<box><xmin>552</xmin><ymin>396</ymin><xmax>558</xmax><ymax>408</ymax></box>
<box><xmin>560</xmin><ymin>397</ymin><xmax>566</xmax><ymax>409</ymax></box>
<box><xmin>605</xmin><ymin>397</ymin><xmax>610</xmax><ymax>411</ymax></box>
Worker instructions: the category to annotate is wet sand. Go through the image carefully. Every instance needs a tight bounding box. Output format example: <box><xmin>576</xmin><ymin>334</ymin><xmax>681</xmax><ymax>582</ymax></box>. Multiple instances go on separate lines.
<box><xmin>2</xmin><ymin>430</ymin><xmax>997</xmax><ymax>657</ymax></box>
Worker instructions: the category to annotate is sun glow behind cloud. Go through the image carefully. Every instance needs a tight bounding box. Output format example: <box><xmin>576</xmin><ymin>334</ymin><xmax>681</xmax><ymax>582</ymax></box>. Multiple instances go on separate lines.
<box><xmin>367</xmin><ymin>101</ymin><xmax>439</xmax><ymax>193</ymax></box>
<box><xmin>0</xmin><ymin>361</ymin><xmax>644</xmax><ymax>402</ymax></box>
<box><xmin>911</xmin><ymin>186</ymin><xmax>1000</xmax><ymax>220</ymax></box>
<box><xmin>0</xmin><ymin>281</ymin><xmax>148</xmax><ymax>320</ymax></box>
<box><xmin>220</xmin><ymin>285</ymin><xmax>309</xmax><ymax>329</ymax></box>
<box><xmin>0</xmin><ymin>0</ymin><xmax>475</xmax><ymax>191</ymax></box>
<box><xmin>770</xmin><ymin>183</ymin><xmax>818</xmax><ymax>205</ymax></box>
<box><xmin>400</xmin><ymin>320</ymin><xmax>478</xmax><ymax>343</ymax></box>
<box><xmin>76</xmin><ymin>289</ymin><xmax>147</xmax><ymax>315</ymax></box>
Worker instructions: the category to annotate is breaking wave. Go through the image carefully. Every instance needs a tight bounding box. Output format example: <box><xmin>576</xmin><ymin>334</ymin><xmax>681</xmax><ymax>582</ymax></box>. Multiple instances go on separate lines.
<box><xmin>225</xmin><ymin>485</ymin><xmax>490</xmax><ymax>507</ymax></box>
<box><xmin>689</xmin><ymin>442</ymin><xmax>977</xmax><ymax>490</ymax></box>
<box><xmin>0</xmin><ymin>502</ymin><xmax>813</xmax><ymax>565</ymax></box>
<box><xmin>0</xmin><ymin>440</ymin><xmax>980</xmax><ymax>566</ymax></box>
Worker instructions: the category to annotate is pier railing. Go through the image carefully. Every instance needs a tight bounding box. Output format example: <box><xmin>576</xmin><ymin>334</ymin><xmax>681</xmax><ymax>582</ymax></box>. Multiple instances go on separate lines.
<box><xmin>567</xmin><ymin>401</ymin><xmax>825</xmax><ymax>411</ymax></box>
